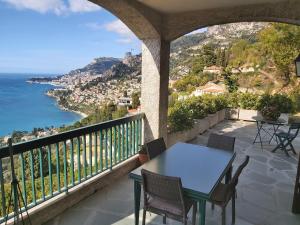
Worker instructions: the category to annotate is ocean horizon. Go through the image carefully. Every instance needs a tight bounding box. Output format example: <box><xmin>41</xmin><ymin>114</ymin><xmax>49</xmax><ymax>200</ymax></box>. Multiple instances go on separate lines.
<box><xmin>0</xmin><ymin>73</ymin><xmax>82</xmax><ymax>136</ymax></box>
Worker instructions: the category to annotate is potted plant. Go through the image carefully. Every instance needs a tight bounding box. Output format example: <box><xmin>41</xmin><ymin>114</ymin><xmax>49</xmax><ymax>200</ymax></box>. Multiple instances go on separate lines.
<box><xmin>138</xmin><ymin>145</ymin><xmax>148</xmax><ymax>164</ymax></box>
<box><xmin>261</xmin><ymin>106</ymin><xmax>281</xmax><ymax>121</ymax></box>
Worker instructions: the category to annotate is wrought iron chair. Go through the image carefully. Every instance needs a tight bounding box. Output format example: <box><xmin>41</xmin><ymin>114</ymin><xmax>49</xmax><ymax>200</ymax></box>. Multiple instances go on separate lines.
<box><xmin>145</xmin><ymin>137</ymin><xmax>166</xmax><ymax>160</ymax></box>
<box><xmin>141</xmin><ymin>169</ymin><xmax>197</xmax><ymax>225</ymax></box>
<box><xmin>209</xmin><ymin>156</ymin><xmax>250</xmax><ymax>225</ymax></box>
<box><xmin>272</xmin><ymin>123</ymin><xmax>300</xmax><ymax>156</ymax></box>
<box><xmin>207</xmin><ymin>133</ymin><xmax>236</xmax><ymax>152</ymax></box>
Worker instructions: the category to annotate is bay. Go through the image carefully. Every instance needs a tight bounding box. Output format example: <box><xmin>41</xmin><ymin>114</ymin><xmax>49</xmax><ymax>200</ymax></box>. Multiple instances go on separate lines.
<box><xmin>0</xmin><ymin>73</ymin><xmax>82</xmax><ymax>136</ymax></box>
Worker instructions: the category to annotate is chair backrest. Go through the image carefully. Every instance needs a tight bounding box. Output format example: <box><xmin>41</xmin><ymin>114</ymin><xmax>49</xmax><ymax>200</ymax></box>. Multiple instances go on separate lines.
<box><xmin>207</xmin><ymin>133</ymin><xmax>236</xmax><ymax>152</ymax></box>
<box><xmin>288</xmin><ymin>123</ymin><xmax>300</xmax><ymax>138</ymax></box>
<box><xmin>145</xmin><ymin>137</ymin><xmax>167</xmax><ymax>160</ymax></box>
<box><xmin>230</xmin><ymin>156</ymin><xmax>250</xmax><ymax>188</ymax></box>
<box><xmin>141</xmin><ymin>169</ymin><xmax>186</xmax><ymax>215</ymax></box>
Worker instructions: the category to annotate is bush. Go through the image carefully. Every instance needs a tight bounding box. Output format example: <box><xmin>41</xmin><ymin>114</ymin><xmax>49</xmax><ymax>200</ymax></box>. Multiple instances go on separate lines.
<box><xmin>225</xmin><ymin>92</ymin><xmax>240</xmax><ymax>108</ymax></box>
<box><xmin>214</xmin><ymin>94</ymin><xmax>228</xmax><ymax>111</ymax></box>
<box><xmin>185</xmin><ymin>97</ymin><xmax>207</xmax><ymax>119</ymax></box>
<box><xmin>201</xmin><ymin>94</ymin><xmax>217</xmax><ymax>114</ymax></box>
<box><xmin>257</xmin><ymin>93</ymin><xmax>293</xmax><ymax>113</ymax></box>
<box><xmin>168</xmin><ymin>102</ymin><xmax>194</xmax><ymax>132</ymax></box>
<box><xmin>239</xmin><ymin>92</ymin><xmax>259</xmax><ymax>110</ymax></box>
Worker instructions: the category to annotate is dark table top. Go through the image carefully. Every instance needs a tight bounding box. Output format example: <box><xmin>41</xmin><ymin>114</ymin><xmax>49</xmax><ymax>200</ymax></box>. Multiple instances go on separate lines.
<box><xmin>129</xmin><ymin>142</ymin><xmax>235</xmax><ymax>198</ymax></box>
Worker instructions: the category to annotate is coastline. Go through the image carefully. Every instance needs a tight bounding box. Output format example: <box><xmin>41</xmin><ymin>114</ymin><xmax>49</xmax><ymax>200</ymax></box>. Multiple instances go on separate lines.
<box><xmin>45</xmin><ymin>91</ymin><xmax>88</xmax><ymax>119</ymax></box>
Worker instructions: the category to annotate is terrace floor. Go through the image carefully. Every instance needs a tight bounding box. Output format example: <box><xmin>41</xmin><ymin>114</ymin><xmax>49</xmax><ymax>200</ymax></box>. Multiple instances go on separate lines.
<box><xmin>44</xmin><ymin>120</ymin><xmax>300</xmax><ymax>225</ymax></box>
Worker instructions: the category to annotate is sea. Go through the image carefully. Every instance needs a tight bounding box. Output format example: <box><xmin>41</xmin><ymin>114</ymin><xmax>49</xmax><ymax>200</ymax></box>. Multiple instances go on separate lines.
<box><xmin>0</xmin><ymin>73</ymin><xmax>82</xmax><ymax>136</ymax></box>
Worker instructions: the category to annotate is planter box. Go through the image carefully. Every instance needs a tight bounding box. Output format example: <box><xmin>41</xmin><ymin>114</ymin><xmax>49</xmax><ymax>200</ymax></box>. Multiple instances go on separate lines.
<box><xmin>208</xmin><ymin>113</ymin><xmax>218</xmax><ymax>128</ymax></box>
<box><xmin>238</xmin><ymin>109</ymin><xmax>261</xmax><ymax>121</ymax></box>
<box><xmin>279</xmin><ymin>113</ymin><xmax>289</xmax><ymax>123</ymax></box>
<box><xmin>194</xmin><ymin>118</ymin><xmax>210</xmax><ymax>134</ymax></box>
<box><xmin>167</xmin><ymin>126</ymin><xmax>198</xmax><ymax>147</ymax></box>
<box><xmin>217</xmin><ymin>109</ymin><xmax>226</xmax><ymax>122</ymax></box>
<box><xmin>226</xmin><ymin>108</ymin><xmax>239</xmax><ymax>120</ymax></box>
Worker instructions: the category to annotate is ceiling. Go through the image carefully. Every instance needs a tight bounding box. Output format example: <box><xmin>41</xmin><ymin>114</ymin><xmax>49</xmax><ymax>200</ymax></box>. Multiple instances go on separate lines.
<box><xmin>137</xmin><ymin>0</ymin><xmax>286</xmax><ymax>13</ymax></box>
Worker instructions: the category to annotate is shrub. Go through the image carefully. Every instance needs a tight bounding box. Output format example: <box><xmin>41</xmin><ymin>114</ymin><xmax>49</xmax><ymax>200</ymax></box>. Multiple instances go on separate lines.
<box><xmin>257</xmin><ymin>93</ymin><xmax>293</xmax><ymax>113</ymax></box>
<box><xmin>225</xmin><ymin>92</ymin><xmax>240</xmax><ymax>108</ymax></box>
<box><xmin>201</xmin><ymin>94</ymin><xmax>217</xmax><ymax>114</ymax></box>
<box><xmin>185</xmin><ymin>97</ymin><xmax>207</xmax><ymax>119</ymax></box>
<box><xmin>239</xmin><ymin>92</ymin><xmax>259</xmax><ymax>110</ymax></box>
<box><xmin>168</xmin><ymin>102</ymin><xmax>193</xmax><ymax>132</ymax></box>
<box><xmin>214</xmin><ymin>94</ymin><xmax>228</xmax><ymax>111</ymax></box>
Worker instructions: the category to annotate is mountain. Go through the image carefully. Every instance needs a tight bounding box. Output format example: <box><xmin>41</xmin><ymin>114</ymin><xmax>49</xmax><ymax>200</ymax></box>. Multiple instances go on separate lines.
<box><xmin>171</xmin><ymin>22</ymin><xmax>268</xmax><ymax>53</ymax></box>
<box><xmin>67</xmin><ymin>57</ymin><xmax>121</xmax><ymax>76</ymax></box>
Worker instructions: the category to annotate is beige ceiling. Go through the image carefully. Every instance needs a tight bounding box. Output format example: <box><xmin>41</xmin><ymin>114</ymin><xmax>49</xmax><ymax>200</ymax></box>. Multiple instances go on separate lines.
<box><xmin>137</xmin><ymin>0</ymin><xmax>285</xmax><ymax>13</ymax></box>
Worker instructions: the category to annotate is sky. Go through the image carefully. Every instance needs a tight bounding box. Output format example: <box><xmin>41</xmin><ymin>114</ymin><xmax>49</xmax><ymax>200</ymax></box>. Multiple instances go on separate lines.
<box><xmin>0</xmin><ymin>0</ymin><xmax>141</xmax><ymax>74</ymax></box>
<box><xmin>0</xmin><ymin>0</ymin><xmax>207</xmax><ymax>74</ymax></box>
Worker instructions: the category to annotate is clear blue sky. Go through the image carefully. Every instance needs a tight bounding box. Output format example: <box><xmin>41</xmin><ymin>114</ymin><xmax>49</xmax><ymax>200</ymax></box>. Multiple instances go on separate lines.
<box><xmin>0</xmin><ymin>0</ymin><xmax>142</xmax><ymax>74</ymax></box>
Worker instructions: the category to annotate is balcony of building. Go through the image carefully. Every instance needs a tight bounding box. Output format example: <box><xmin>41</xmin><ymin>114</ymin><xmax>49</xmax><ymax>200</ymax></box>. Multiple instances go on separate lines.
<box><xmin>42</xmin><ymin>120</ymin><xmax>300</xmax><ymax>225</ymax></box>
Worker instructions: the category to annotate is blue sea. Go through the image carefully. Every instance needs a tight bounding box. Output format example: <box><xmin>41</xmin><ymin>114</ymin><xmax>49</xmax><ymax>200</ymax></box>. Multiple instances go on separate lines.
<box><xmin>0</xmin><ymin>73</ymin><xmax>82</xmax><ymax>136</ymax></box>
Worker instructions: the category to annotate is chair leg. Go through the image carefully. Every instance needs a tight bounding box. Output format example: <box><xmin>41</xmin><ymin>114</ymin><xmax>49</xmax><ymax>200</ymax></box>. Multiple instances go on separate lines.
<box><xmin>289</xmin><ymin>142</ymin><xmax>297</xmax><ymax>154</ymax></box>
<box><xmin>222</xmin><ymin>206</ymin><xmax>226</xmax><ymax>225</ymax></box>
<box><xmin>183</xmin><ymin>218</ymin><xmax>187</xmax><ymax>225</ymax></box>
<box><xmin>142</xmin><ymin>209</ymin><xmax>146</xmax><ymax>225</ymax></box>
<box><xmin>192</xmin><ymin>203</ymin><xmax>197</xmax><ymax>225</ymax></box>
<box><xmin>163</xmin><ymin>215</ymin><xmax>166</xmax><ymax>224</ymax></box>
<box><xmin>232</xmin><ymin>194</ymin><xmax>236</xmax><ymax>224</ymax></box>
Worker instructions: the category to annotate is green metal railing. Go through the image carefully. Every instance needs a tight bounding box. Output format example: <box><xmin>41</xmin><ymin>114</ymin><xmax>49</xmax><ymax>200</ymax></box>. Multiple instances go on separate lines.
<box><xmin>0</xmin><ymin>113</ymin><xmax>144</xmax><ymax>222</ymax></box>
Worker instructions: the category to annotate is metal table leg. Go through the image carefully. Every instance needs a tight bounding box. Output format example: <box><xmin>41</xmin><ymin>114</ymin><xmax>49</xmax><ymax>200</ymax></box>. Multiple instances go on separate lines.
<box><xmin>134</xmin><ymin>180</ymin><xmax>141</xmax><ymax>225</ymax></box>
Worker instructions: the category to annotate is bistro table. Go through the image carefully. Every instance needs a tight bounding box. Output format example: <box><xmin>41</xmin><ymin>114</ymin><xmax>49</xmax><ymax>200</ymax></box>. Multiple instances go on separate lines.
<box><xmin>129</xmin><ymin>142</ymin><xmax>236</xmax><ymax>225</ymax></box>
<box><xmin>252</xmin><ymin>116</ymin><xmax>286</xmax><ymax>150</ymax></box>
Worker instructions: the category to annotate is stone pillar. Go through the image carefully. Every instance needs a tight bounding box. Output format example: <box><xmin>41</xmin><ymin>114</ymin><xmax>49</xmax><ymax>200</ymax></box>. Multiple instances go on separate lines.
<box><xmin>141</xmin><ymin>38</ymin><xmax>170</xmax><ymax>143</ymax></box>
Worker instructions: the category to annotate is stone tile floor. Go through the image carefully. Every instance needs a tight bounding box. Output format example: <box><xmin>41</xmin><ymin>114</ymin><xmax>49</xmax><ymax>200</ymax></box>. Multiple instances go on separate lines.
<box><xmin>45</xmin><ymin>120</ymin><xmax>300</xmax><ymax>225</ymax></box>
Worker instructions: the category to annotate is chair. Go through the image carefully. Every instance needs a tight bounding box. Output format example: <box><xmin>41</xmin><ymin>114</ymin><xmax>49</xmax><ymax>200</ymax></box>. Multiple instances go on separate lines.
<box><xmin>207</xmin><ymin>133</ymin><xmax>236</xmax><ymax>152</ymax></box>
<box><xmin>145</xmin><ymin>137</ymin><xmax>166</xmax><ymax>160</ymax></box>
<box><xmin>209</xmin><ymin>156</ymin><xmax>250</xmax><ymax>225</ymax></box>
<box><xmin>272</xmin><ymin>123</ymin><xmax>300</xmax><ymax>156</ymax></box>
<box><xmin>141</xmin><ymin>169</ymin><xmax>197</xmax><ymax>225</ymax></box>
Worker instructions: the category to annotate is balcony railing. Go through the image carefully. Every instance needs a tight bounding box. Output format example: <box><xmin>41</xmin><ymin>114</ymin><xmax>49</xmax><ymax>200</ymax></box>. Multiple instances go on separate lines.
<box><xmin>0</xmin><ymin>113</ymin><xmax>144</xmax><ymax>222</ymax></box>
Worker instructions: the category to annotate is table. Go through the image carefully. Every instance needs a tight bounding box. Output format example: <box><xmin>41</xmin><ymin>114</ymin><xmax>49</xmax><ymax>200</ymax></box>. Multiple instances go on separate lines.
<box><xmin>252</xmin><ymin>116</ymin><xmax>286</xmax><ymax>149</ymax></box>
<box><xmin>129</xmin><ymin>142</ymin><xmax>236</xmax><ymax>225</ymax></box>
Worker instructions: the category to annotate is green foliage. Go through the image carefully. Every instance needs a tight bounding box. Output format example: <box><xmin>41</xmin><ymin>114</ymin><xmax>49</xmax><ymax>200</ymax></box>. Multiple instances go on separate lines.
<box><xmin>168</xmin><ymin>101</ymin><xmax>193</xmax><ymax>132</ymax></box>
<box><xmin>223</xmin><ymin>68</ymin><xmax>238</xmax><ymax>93</ymax></box>
<box><xmin>131</xmin><ymin>92</ymin><xmax>140</xmax><ymax>109</ymax></box>
<box><xmin>185</xmin><ymin>97</ymin><xmax>207</xmax><ymax>119</ymax></box>
<box><xmin>258</xmin><ymin>23</ymin><xmax>300</xmax><ymax>82</ymax></box>
<box><xmin>191</xmin><ymin>43</ymin><xmax>217</xmax><ymax>75</ymax></box>
<box><xmin>173</xmin><ymin>73</ymin><xmax>214</xmax><ymax>92</ymax></box>
<box><xmin>201</xmin><ymin>94</ymin><xmax>217</xmax><ymax>114</ymax></box>
<box><xmin>239</xmin><ymin>92</ymin><xmax>259</xmax><ymax>110</ymax></box>
<box><xmin>256</xmin><ymin>93</ymin><xmax>293</xmax><ymax>113</ymax></box>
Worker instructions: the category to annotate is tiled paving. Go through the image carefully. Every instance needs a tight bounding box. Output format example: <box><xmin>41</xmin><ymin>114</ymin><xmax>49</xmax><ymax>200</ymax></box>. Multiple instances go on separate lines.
<box><xmin>44</xmin><ymin>120</ymin><xmax>300</xmax><ymax>225</ymax></box>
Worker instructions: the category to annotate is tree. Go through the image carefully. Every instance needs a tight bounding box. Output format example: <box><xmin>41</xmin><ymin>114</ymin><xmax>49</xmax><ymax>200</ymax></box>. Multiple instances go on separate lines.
<box><xmin>258</xmin><ymin>23</ymin><xmax>300</xmax><ymax>83</ymax></box>
<box><xmin>223</xmin><ymin>68</ymin><xmax>238</xmax><ymax>93</ymax></box>
<box><xmin>131</xmin><ymin>92</ymin><xmax>140</xmax><ymax>109</ymax></box>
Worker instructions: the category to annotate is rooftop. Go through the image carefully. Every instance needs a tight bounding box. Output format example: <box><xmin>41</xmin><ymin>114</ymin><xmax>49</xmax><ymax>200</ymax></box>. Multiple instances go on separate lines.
<box><xmin>44</xmin><ymin>120</ymin><xmax>300</xmax><ymax>225</ymax></box>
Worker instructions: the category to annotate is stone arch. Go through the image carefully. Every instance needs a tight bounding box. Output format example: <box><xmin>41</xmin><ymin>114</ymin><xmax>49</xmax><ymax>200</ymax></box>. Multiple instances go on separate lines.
<box><xmin>89</xmin><ymin>0</ymin><xmax>163</xmax><ymax>40</ymax></box>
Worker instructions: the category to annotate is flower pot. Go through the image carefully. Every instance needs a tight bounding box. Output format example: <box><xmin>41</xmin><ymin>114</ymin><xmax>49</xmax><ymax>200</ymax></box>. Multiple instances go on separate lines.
<box><xmin>138</xmin><ymin>153</ymin><xmax>149</xmax><ymax>164</ymax></box>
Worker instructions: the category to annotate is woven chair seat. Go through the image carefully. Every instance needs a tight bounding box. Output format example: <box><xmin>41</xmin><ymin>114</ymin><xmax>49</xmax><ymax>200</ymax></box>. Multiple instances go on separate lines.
<box><xmin>147</xmin><ymin>195</ymin><xmax>194</xmax><ymax>216</ymax></box>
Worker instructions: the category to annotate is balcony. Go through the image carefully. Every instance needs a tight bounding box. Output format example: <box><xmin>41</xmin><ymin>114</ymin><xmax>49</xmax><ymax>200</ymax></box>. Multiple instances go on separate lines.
<box><xmin>1</xmin><ymin>116</ymin><xmax>299</xmax><ymax>225</ymax></box>
<box><xmin>43</xmin><ymin>120</ymin><xmax>299</xmax><ymax>225</ymax></box>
